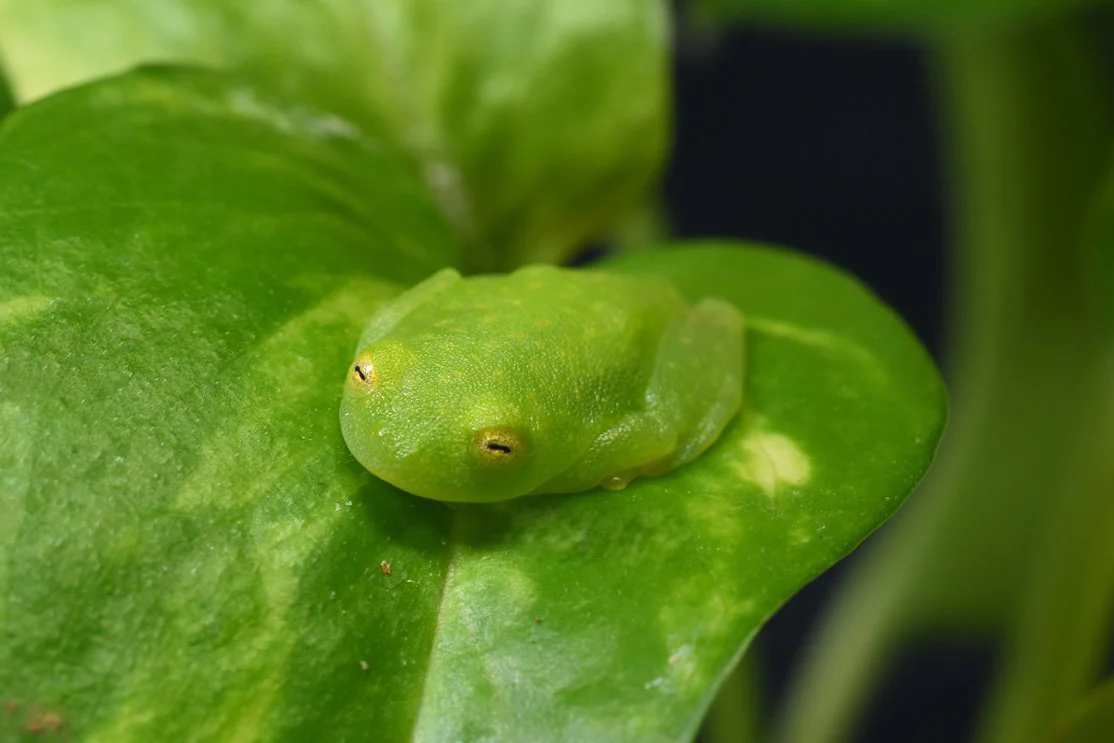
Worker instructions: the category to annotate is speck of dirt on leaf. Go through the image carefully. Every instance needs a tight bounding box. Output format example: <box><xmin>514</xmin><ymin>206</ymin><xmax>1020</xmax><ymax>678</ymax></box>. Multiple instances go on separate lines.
<box><xmin>2</xmin><ymin>700</ymin><xmax>22</xmax><ymax>723</ymax></box>
<box><xmin>23</xmin><ymin>708</ymin><xmax>64</xmax><ymax>734</ymax></box>
<box><xmin>534</xmin><ymin>616</ymin><xmax>543</xmax><ymax>624</ymax></box>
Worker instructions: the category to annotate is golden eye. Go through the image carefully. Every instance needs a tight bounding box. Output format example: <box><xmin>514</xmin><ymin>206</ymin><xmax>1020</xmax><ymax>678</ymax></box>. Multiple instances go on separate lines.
<box><xmin>474</xmin><ymin>428</ymin><xmax>528</xmax><ymax>466</ymax></box>
<box><xmin>350</xmin><ymin>351</ymin><xmax>378</xmax><ymax>390</ymax></box>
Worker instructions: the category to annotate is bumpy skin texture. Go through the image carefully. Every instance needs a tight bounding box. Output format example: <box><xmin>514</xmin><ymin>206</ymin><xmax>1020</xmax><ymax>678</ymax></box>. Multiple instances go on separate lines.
<box><xmin>340</xmin><ymin>265</ymin><xmax>744</xmax><ymax>502</ymax></box>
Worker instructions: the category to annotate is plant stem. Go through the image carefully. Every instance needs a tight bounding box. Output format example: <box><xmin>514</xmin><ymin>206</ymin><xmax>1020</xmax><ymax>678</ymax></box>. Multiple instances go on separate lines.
<box><xmin>946</xmin><ymin>22</ymin><xmax>1114</xmax><ymax>743</ymax></box>
<box><xmin>975</xmin><ymin>365</ymin><xmax>1114</xmax><ymax>743</ymax></box>
<box><xmin>772</xmin><ymin>15</ymin><xmax>1113</xmax><ymax>743</ymax></box>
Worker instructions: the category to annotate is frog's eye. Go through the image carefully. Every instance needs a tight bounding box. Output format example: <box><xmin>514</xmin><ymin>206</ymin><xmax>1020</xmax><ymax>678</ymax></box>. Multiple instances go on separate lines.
<box><xmin>474</xmin><ymin>428</ymin><xmax>528</xmax><ymax>467</ymax></box>
<box><xmin>349</xmin><ymin>350</ymin><xmax>378</xmax><ymax>390</ymax></box>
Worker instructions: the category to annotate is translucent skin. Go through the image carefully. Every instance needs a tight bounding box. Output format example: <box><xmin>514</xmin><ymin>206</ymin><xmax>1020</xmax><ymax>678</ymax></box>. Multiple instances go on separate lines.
<box><xmin>339</xmin><ymin>265</ymin><xmax>744</xmax><ymax>502</ymax></box>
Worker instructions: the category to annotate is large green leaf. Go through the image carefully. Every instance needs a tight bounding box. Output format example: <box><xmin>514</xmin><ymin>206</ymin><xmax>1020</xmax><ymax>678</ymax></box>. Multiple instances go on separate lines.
<box><xmin>0</xmin><ymin>0</ymin><xmax>668</xmax><ymax>271</ymax></box>
<box><xmin>690</xmin><ymin>0</ymin><xmax>1097</xmax><ymax>33</ymax></box>
<box><xmin>0</xmin><ymin>70</ymin><xmax>944</xmax><ymax>741</ymax></box>
<box><xmin>0</xmin><ymin>68</ymin><xmax>457</xmax><ymax>742</ymax></box>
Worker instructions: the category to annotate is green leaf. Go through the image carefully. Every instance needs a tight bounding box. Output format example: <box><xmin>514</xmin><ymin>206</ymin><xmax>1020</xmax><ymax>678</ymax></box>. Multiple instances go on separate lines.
<box><xmin>0</xmin><ymin>0</ymin><xmax>669</xmax><ymax>270</ymax></box>
<box><xmin>0</xmin><ymin>68</ymin><xmax>459</xmax><ymax>741</ymax></box>
<box><xmin>1051</xmin><ymin>679</ymin><xmax>1114</xmax><ymax>743</ymax></box>
<box><xmin>0</xmin><ymin>71</ymin><xmax>944</xmax><ymax>740</ymax></box>
<box><xmin>689</xmin><ymin>0</ymin><xmax>1097</xmax><ymax>33</ymax></box>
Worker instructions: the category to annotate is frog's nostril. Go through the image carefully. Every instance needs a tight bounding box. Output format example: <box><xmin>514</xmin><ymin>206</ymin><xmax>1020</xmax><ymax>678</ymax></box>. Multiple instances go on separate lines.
<box><xmin>475</xmin><ymin>428</ymin><xmax>527</xmax><ymax>466</ymax></box>
<box><xmin>350</xmin><ymin>351</ymin><xmax>378</xmax><ymax>389</ymax></box>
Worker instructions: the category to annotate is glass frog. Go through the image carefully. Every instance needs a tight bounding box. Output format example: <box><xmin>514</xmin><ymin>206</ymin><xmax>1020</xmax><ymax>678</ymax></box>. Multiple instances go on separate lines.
<box><xmin>340</xmin><ymin>265</ymin><xmax>743</xmax><ymax>502</ymax></box>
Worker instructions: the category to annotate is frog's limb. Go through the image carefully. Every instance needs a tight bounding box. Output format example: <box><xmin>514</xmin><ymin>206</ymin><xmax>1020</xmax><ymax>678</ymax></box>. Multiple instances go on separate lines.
<box><xmin>532</xmin><ymin>412</ymin><xmax>679</xmax><ymax>494</ymax></box>
<box><xmin>355</xmin><ymin>268</ymin><xmax>461</xmax><ymax>351</ymax></box>
<box><xmin>648</xmin><ymin>297</ymin><xmax>744</xmax><ymax>469</ymax></box>
<box><xmin>534</xmin><ymin>298</ymin><xmax>744</xmax><ymax>495</ymax></box>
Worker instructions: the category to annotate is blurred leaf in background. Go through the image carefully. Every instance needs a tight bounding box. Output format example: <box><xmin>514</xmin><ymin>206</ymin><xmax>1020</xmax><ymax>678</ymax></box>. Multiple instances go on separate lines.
<box><xmin>749</xmin><ymin>11</ymin><xmax>1114</xmax><ymax>743</ymax></box>
<box><xmin>1089</xmin><ymin>167</ymin><xmax>1114</xmax><ymax>335</ymax></box>
<box><xmin>0</xmin><ymin>0</ymin><xmax>669</xmax><ymax>270</ymax></box>
<box><xmin>689</xmin><ymin>0</ymin><xmax>1099</xmax><ymax>33</ymax></box>
<box><xmin>0</xmin><ymin>63</ymin><xmax>13</xmax><ymax>120</ymax></box>
<box><xmin>1052</xmin><ymin>679</ymin><xmax>1114</xmax><ymax>743</ymax></box>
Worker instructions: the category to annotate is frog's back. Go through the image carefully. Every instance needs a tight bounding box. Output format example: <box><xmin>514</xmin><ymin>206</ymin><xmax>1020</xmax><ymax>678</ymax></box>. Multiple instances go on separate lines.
<box><xmin>393</xmin><ymin>265</ymin><xmax>681</xmax><ymax>340</ymax></box>
<box><xmin>388</xmin><ymin>266</ymin><xmax>686</xmax><ymax>418</ymax></box>
<box><xmin>342</xmin><ymin>264</ymin><xmax>743</xmax><ymax>501</ymax></box>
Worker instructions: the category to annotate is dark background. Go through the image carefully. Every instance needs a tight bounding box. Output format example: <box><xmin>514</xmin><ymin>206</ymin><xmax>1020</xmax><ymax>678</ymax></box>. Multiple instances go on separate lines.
<box><xmin>667</xmin><ymin>24</ymin><xmax>944</xmax><ymax>355</ymax></box>
<box><xmin>665</xmin><ymin>23</ymin><xmax>990</xmax><ymax>742</ymax></box>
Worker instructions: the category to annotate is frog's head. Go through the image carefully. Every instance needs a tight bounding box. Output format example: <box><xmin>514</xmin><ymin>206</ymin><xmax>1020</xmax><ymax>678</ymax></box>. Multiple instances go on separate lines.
<box><xmin>340</xmin><ymin>340</ymin><xmax>557</xmax><ymax>502</ymax></box>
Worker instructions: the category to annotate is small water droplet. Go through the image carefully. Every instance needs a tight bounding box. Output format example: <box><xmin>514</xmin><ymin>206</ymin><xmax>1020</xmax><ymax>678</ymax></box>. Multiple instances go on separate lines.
<box><xmin>601</xmin><ymin>476</ymin><xmax>628</xmax><ymax>491</ymax></box>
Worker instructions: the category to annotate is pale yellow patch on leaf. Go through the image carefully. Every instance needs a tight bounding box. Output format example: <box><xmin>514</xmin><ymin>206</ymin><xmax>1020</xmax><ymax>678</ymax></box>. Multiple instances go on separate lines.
<box><xmin>0</xmin><ymin>294</ymin><xmax>53</xmax><ymax>329</ymax></box>
<box><xmin>734</xmin><ymin>431</ymin><xmax>812</xmax><ymax>499</ymax></box>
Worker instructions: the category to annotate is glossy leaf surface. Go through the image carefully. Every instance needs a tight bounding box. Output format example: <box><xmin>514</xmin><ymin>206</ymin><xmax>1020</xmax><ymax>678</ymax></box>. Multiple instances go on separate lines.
<box><xmin>0</xmin><ymin>71</ymin><xmax>945</xmax><ymax>741</ymax></box>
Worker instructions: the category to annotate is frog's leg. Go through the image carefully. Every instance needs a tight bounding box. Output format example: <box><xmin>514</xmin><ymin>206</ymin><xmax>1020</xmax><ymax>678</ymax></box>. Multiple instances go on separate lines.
<box><xmin>533</xmin><ymin>412</ymin><xmax>680</xmax><ymax>494</ymax></box>
<box><xmin>535</xmin><ymin>298</ymin><xmax>743</xmax><ymax>495</ymax></box>
<box><xmin>355</xmin><ymin>267</ymin><xmax>461</xmax><ymax>351</ymax></box>
<box><xmin>647</xmin><ymin>297</ymin><xmax>744</xmax><ymax>471</ymax></box>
